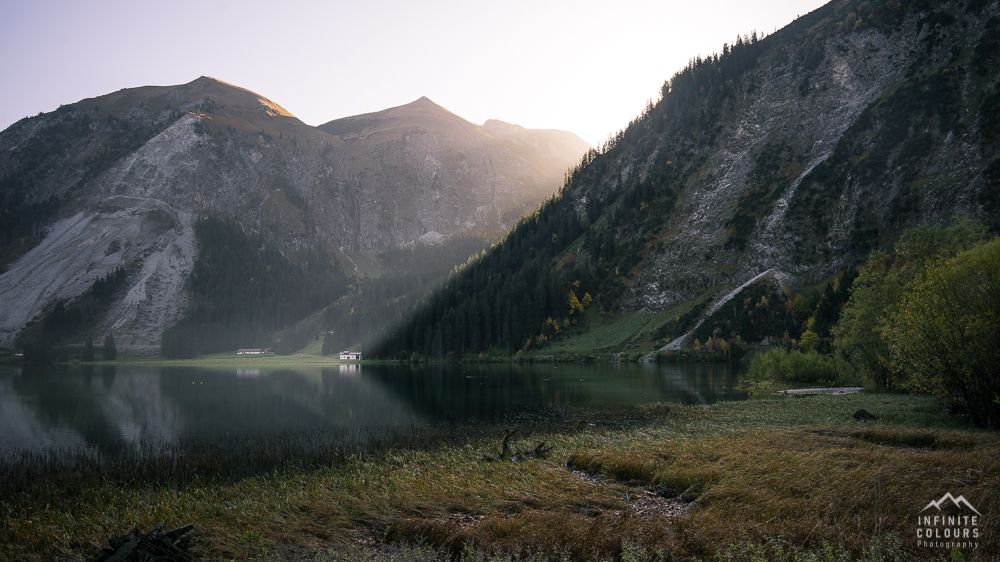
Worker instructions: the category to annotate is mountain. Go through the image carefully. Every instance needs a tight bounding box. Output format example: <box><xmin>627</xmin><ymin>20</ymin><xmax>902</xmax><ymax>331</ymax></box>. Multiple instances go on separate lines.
<box><xmin>0</xmin><ymin>78</ymin><xmax>590</xmax><ymax>352</ymax></box>
<box><xmin>318</xmin><ymin>97</ymin><xmax>592</xmax><ymax>246</ymax></box>
<box><xmin>371</xmin><ymin>0</ymin><xmax>1000</xmax><ymax>358</ymax></box>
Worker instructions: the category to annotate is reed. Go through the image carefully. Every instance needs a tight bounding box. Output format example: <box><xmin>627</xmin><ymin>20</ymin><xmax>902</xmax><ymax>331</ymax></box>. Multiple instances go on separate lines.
<box><xmin>1</xmin><ymin>395</ymin><xmax>994</xmax><ymax>561</ymax></box>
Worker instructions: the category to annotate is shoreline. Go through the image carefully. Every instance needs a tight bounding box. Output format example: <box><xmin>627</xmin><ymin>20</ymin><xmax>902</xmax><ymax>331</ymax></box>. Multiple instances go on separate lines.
<box><xmin>2</xmin><ymin>393</ymin><xmax>994</xmax><ymax>561</ymax></box>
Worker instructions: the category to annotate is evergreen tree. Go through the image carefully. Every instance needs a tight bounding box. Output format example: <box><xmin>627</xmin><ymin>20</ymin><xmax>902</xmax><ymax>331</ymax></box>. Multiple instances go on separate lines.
<box><xmin>22</xmin><ymin>343</ymin><xmax>51</xmax><ymax>367</ymax></box>
<box><xmin>82</xmin><ymin>337</ymin><xmax>95</xmax><ymax>362</ymax></box>
<box><xmin>160</xmin><ymin>216</ymin><xmax>348</xmax><ymax>358</ymax></box>
<box><xmin>102</xmin><ymin>333</ymin><xmax>117</xmax><ymax>361</ymax></box>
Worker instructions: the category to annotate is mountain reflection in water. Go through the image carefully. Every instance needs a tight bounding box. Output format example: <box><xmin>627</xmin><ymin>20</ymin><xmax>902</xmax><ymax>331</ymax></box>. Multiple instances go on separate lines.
<box><xmin>0</xmin><ymin>362</ymin><xmax>746</xmax><ymax>453</ymax></box>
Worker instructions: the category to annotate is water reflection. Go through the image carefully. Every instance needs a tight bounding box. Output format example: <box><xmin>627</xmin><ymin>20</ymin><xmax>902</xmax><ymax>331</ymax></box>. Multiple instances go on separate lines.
<box><xmin>0</xmin><ymin>361</ymin><xmax>746</xmax><ymax>453</ymax></box>
<box><xmin>2</xmin><ymin>365</ymin><xmax>182</xmax><ymax>451</ymax></box>
<box><xmin>365</xmin><ymin>362</ymin><xmax>746</xmax><ymax>421</ymax></box>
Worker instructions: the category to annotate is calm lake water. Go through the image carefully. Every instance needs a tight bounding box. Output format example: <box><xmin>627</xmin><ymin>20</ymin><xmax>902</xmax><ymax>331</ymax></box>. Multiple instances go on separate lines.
<box><xmin>0</xmin><ymin>362</ymin><xmax>746</xmax><ymax>453</ymax></box>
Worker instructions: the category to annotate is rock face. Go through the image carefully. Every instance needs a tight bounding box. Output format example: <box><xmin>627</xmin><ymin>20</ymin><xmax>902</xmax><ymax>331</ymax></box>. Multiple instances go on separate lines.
<box><xmin>628</xmin><ymin>22</ymin><xmax>914</xmax><ymax>310</ymax></box>
<box><xmin>318</xmin><ymin>97</ymin><xmax>593</xmax><ymax>246</ymax></box>
<box><xmin>0</xmin><ymin>200</ymin><xmax>196</xmax><ymax>351</ymax></box>
<box><xmin>337</xmin><ymin>0</ymin><xmax>1000</xmax><ymax>360</ymax></box>
<box><xmin>0</xmin><ymin>78</ymin><xmax>590</xmax><ymax>349</ymax></box>
<box><xmin>566</xmin><ymin>0</ymin><xmax>999</xmax><ymax>313</ymax></box>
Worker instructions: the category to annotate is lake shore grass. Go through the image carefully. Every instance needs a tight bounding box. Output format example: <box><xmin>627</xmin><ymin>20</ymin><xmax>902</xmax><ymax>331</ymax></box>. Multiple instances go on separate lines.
<box><xmin>62</xmin><ymin>351</ymin><xmax>351</xmax><ymax>368</ymax></box>
<box><xmin>2</xmin><ymin>394</ymin><xmax>996</xmax><ymax>561</ymax></box>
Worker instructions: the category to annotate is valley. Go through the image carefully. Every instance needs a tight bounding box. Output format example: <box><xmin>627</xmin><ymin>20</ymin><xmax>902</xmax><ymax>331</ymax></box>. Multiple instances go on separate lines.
<box><xmin>0</xmin><ymin>79</ymin><xmax>589</xmax><ymax>355</ymax></box>
<box><xmin>1</xmin><ymin>0</ymin><xmax>999</xmax><ymax>560</ymax></box>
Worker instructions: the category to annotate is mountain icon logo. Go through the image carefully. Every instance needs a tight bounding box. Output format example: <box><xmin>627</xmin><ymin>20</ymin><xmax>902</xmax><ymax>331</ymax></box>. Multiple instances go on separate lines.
<box><xmin>919</xmin><ymin>493</ymin><xmax>981</xmax><ymax>516</ymax></box>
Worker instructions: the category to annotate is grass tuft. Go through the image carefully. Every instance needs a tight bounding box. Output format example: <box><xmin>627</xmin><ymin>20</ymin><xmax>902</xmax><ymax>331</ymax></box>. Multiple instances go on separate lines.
<box><xmin>852</xmin><ymin>428</ymin><xmax>981</xmax><ymax>450</ymax></box>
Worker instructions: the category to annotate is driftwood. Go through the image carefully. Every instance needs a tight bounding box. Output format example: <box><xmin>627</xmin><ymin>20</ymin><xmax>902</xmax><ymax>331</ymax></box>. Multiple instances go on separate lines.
<box><xmin>481</xmin><ymin>429</ymin><xmax>553</xmax><ymax>462</ymax></box>
<box><xmin>88</xmin><ymin>523</ymin><xmax>196</xmax><ymax>562</ymax></box>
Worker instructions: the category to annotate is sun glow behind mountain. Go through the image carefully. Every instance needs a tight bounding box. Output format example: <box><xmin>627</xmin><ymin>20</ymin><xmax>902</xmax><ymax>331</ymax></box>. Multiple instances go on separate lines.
<box><xmin>0</xmin><ymin>0</ymin><xmax>827</xmax><ymax>147</ymax></box>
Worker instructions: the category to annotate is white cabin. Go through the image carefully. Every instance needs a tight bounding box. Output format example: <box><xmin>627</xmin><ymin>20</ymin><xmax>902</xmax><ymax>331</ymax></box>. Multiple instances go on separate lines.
<box><xmin>339</xmin><ymin>350</ymin><xmax>362</xmax><ymax>361</ymax></box>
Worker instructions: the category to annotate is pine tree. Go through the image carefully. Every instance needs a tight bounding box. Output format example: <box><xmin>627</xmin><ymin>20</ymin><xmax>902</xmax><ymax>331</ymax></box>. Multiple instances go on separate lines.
<box><xmin>102</xmin><ymin>333</ymin><xmax>118</xmax><ymax>361</ymax></box>
<box><xmin>83</xmin><ymin>337</ymin><xmax>95</xmax><ymax>362</ymax></box>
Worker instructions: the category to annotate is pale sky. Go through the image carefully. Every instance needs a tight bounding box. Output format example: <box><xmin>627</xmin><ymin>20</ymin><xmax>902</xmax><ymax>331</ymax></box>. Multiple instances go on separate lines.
<box><xmin>0</xmin><ymin>0</ymin><xmax>829</xmax><ymax>147</ymax></box>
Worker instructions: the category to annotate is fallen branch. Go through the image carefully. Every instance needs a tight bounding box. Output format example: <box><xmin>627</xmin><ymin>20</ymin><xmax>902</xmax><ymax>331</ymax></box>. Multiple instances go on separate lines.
<box><xmin>512</xmin><ymin>442</ymin><xmax>554</xmax><ymax>462</ymax></box>
<box><xmin>88</xmin><ymin>523</ymin><xmax>196</xmax><ymax>562</ymax></box>
<box><xmin>481</xmin><ymin>429</ymin><xmax>553</xmax><ymax>461</ymax></box>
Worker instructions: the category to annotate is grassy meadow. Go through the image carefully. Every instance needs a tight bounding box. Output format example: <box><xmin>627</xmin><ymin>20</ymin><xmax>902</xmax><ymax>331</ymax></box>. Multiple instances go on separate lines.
<box><xmin>1</xmin><ymin>392</ymin><xmax>996</xmax><ymax>561</ymax></box>
<box><xmin>88</xmin><ymin>348</ymin><xmax>342</xmax><ymax>367</ymax></box>
<box><xmin>538</xmin><ymin>308</ymin><xmax>656</xmax><ymax>357</ymax></box>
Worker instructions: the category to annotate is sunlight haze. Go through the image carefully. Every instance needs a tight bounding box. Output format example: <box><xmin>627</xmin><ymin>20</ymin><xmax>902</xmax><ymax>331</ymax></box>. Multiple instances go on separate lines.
<box><xmin>1</xmin><ymin>0</ymin><xmax>829</xmax><ymax>146</ymax></box>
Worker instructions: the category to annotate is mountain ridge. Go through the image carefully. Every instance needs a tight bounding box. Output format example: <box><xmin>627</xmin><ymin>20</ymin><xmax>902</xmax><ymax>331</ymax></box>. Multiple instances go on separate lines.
<box><xmin>370</xmin><ymin>0</ymin><xmax>1000</xmax><ymax>358</ymax></box>
<box><xmin>319</xmin><ymin>96</ymin><xmax>476</xmax><ymax>140</ymax></box>
<box><xmin>0</xmin><ymin>79</ymin><xmax>590</xmax><ymax>351</ymax></box>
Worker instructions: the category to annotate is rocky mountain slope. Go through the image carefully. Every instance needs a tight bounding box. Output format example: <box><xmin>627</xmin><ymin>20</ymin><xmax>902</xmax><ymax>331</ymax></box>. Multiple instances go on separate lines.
<box><xmin>0</xmin><ymin>78</ymin><xmax>589</xmax><ymax>351</ymax></box>
<box><xmin>318</xmin><ymin>97</ymin><xmax>591</xmax><ymax>247</ymax></box>
<box><xmin>372</xmin><ymin>0</ymin><xmax>1000</xmax><ymax>357</ymax></box>
<box><xmin>598</xmin><ymin>0</ymin><xmax>999</xmax><ymax>313</ymax></box>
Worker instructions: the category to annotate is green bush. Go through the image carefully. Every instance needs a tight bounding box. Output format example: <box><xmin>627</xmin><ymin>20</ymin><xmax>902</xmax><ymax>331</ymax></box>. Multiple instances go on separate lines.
<box><xmin>883</xmin><ymin>237</ymin><xmax>1000</xmax><ymax>428</ymax></box>
<box><xmin>834</xmin><ymin>219</ymin><xmax>988</xmax><ymax>389</ymax></box>
<box><xmin>748</xmin><ymin>347</ymin><xmax>838</xmax><ymax>384</ymax></box>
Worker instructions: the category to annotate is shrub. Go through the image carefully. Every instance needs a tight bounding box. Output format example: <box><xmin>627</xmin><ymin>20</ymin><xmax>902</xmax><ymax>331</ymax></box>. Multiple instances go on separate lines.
<box><xmin>834</xmin><ymin>219</ymin><xmax>988</xmax><ymax>389</ymax></box>
<box><xmin>883</xmin><ymin>237</ymin><xmax>1000</xmax><ymax>428</ymax></box>
<box><xmin>747</xmin><ymin>347</ymin><xmax>838</xmax><ymax>384</ymax></box>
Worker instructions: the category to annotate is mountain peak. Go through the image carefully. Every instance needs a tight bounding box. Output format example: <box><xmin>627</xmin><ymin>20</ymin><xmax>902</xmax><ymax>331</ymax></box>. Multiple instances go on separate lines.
<box><xmin>318</xmin><ymin>95</ymin><xmax>471</xmax><ymax>140</ymax></box>
<box><xmin>0</xmin><ymin>77</ymin><xmax>590</xmax><ymax>353</ymax></box>
<box><xmin>64</xmin><ymin>76</ymin><xmax>298</xmax><ymax>126</ymax></box>
<box><xmin>173</xmin><ymin>76</ymin><xmax>295</xmax><ymax>118</ymax></box>
<box><xmin>399</xmin><ymin>96</ymin><xmax>450</xmax><ymax>114</ymax></box>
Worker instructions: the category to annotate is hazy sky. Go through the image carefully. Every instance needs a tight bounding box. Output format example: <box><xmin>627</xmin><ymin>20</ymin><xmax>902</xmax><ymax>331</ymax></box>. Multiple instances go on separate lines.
<box><xmin>0</xmin><ymin>0</ymin><xmax>829</xmax><ymax>146</ymax></box>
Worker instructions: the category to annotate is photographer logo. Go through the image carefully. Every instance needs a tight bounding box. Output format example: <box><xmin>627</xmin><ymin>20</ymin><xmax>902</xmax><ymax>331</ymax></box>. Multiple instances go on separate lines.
<box><xmin>917</xmin><ymin>492</ymin><xmax>980</xmax><ymax>550</ymax></box>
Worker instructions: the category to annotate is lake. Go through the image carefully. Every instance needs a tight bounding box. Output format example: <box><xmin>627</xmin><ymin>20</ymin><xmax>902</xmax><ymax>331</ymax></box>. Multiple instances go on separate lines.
<box><xmin>0</xmin><ymin>362</ymin><xmax>746</xmax><ymax>454</ymax></box>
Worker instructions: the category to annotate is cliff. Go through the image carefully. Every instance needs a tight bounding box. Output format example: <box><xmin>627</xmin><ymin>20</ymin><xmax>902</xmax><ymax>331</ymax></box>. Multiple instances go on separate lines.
<box><xmin>371</xmin><ymin>0</ymin><xmax>1000</xmax><ymax>357</ymax></box>
<box><xmin>0</xmin><ymin>78</ymin><xmax>589</xmax><ymax>350</ymax></box>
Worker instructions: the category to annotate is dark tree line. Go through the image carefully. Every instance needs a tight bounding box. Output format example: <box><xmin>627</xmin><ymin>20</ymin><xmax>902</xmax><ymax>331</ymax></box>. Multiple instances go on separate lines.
<box><xmin>688</xmin><ymin>269</ymin><xmax>857</xmax><ymax>351</ymax></box>
<box><xmin>369</xmin><ymin>196</ymin><xmax>590</xmax><ymax>358</ymax></box>
<box><xmin>0</xmin><ymin>195</ymin><xmax>61</xmax><ymax>251</ymax></box>
<box><xmin>161</xmin><ymin>216</ymin><xmax>348</xmax><ymax>358</ymax></box>
<box><xmin>321</xmin><ymin>235</ymin><xmax>492</xmax><ymax>355</ymax></box>
<box><xmin>15</xmin><ymin>267</ymin><xmax>129</xmax><ymax>355</ymax></box>
<box><xmin>369</xmin><ymin>149</ymin><xmax>686</xmax><ymax>358</ymax></box>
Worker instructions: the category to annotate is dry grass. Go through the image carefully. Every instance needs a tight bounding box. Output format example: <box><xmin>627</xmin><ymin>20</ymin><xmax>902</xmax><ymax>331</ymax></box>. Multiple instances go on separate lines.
<box><xmin>1</xmin><ymin>395</ymin><xmax>996</xmax><ymax>561</ymax></box>
<box><xmin>566</xmin><ymin>429</ymin><xmax>999</xmax><ymax>560</ymax></box>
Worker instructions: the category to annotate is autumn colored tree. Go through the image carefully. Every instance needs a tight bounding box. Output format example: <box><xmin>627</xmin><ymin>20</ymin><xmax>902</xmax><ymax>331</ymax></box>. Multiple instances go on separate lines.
<box><xmin>832</xmin><ymin>254</ymin><xmax>906</xmax><ymax>388</ymax></box>
<box><xmin>791</xmin><ymin>294</ymin><xmax>813</xmax><ymax>322</ymax></box>
<box><xmin>799</xmin><ymin>329</ymin><xmax>820</xmax><ymax>352</ymax></box>
<box><xmin>834</xmin><ymin>219</ymin><xmax>987</xmax><ymax>388</ymax></box>
<box><xmin>882</xmin><ymin>238</ymin><xmax>1000</xmax><ymax>428</ymax></box>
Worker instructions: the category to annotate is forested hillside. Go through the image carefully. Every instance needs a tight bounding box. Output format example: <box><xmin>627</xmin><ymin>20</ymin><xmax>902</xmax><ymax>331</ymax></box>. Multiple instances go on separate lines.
<box><xmin>0</xmin><ymin>76</ymin><xmax>588</xmax><ymax>353</ymax></box>
<box><xmin>160</xmin><ymin>217</ymin><xmax>348</xmax><ymax>358</ymax></box>
<box><xmin>372</xmin><ymin>0</ymin><xmax>1000</xmax><ymax>359</ymax></box>
<box><xmin>321</xmin><ymin>235</ymin><xmax>492</xmax><ymax>355</ymax></box>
